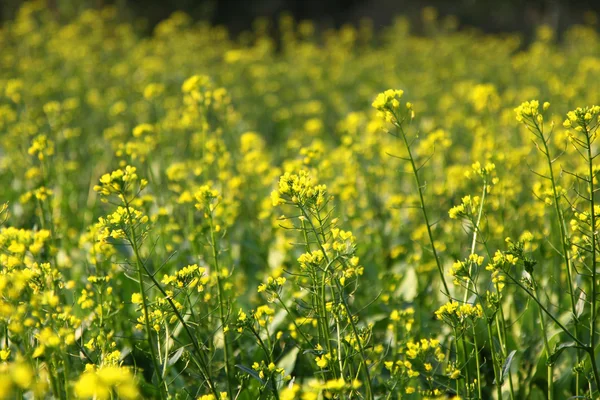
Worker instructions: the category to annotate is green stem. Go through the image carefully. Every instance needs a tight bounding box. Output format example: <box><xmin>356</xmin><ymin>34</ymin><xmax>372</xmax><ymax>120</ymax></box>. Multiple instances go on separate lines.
<box><xmin>62</xmin><ymin>354</ymin><xmax>71</xmax><ymax>400</ymax></box>
<box><xmin>585</xmin><ymin>126</ymin><xmax>599</xmax><ymax>394</ymax></box>
<box><xmin>472</xmin><ymin>326</ymin><xmax>482</xmax><ymax>399</ymax></box>
<box><xmin>463</xmin><ymin>181</ymin><xmax>487</xmax><ymax>304</ymax></box>
<box><xmin>298</xmin><ymin>194</ymin><xmax>372</xmax><ymax>397</ymax></box>
<box><xmin>334</xmin><ymin>277</ymin><xmax>373</xmax><ymax>400</ymax></box>
<box><xmin>124</xmin><ymin>203</ymin><xmax>167</xmax><ymax>400</ymax></box>
<box><xmin>209</xmin><ymin>215</ymin><xmax>234</xmax><ymax>400</ymax></box>
<box><xmin>336</xmin><ymin>319</ymin><xmax>344</xmax><ymax>377</ymax></box>
<box><xmin>298</xmin><ymin>209</ymin><xmax>334</xmax><ymax>375</ymax></box>
<box><xmin>497</xmin><ymin>306</ymin><xmax>515</xmax><ymax>399</ymax></box>
<box><xmin>249</xmin><ymin>327</ymin><xmax>280</xmax><ymax>400</ymax></box>
<box><xmin>504</xmin><ymin>273</ymin><xmax>585</xmax><ymax>347</ymax></box>
<box><xmin>535</xmin><ymin>119</ymin><xmax>581</xmax><ymax>391</ymax></box>
<box><xmin>536</xmin><ymin>285</ymin><xmax>553</xmax><ymax>400</ymax></box>
<box><xmin>136</xmin><ymin>245</ymin><xmax>219</xmax><ymax>398</ymax></box>
<box><xmin>396</xmin><ymin>122</ymin><xmax>450</xmax><ymax>296</ymax></box>
<box><xmin>487</xmin><ymin>322</ymin><xmax>503</xmax><ymax>400</ymax></box>
<box><xmin>587</xmin><ymin>348</ymin><xmax>600</xmax><ymax>393</ymax></box>
<box><xmin>456</xmin><ymin>328</ymin><xmax>470</xmax><ymax>399</ymax></box>
<box><xmin>49</xmin><ymin>357</ymin><xmax>61</xmax><ymax>399</ymax></box>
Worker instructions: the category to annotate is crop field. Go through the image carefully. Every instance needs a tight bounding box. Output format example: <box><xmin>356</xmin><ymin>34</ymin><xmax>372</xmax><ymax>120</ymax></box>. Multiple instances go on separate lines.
<box><xmin>2</xmin><ymin>2</ymin><xmax>600</xmax><ymax>399</ymax></box>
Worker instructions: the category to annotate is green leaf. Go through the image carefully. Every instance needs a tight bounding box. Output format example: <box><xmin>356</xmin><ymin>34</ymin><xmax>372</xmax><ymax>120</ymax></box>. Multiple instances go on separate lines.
<box><xmin>398</xmin><ymin>265</ymin><xmax>417</xmax><ymax>301</ymax></box>
<box><xmin>276</xmin><ymin>347</ymin><xmax>299</xmax><ymax>389</ymax></box>
<box><xmin>548</xmin><ymin>341</ymin><xmax>577</xmax><ymax>365</ymax></box>
<box><xmin>501</xmin><ymin>350</ymin><xmax>516</xmax><ymax>380</ymax></box>
<box><xmin>167</xmin><ymin>347</ymin><xmax>185</xmax><ymax>367</ymax></box>
<box><xmin>235</xmin><ymin>364</ymin><xmax>265</xmax><ymax>385</ymax></box>
<box><xmin>575</xmin><ymin>291</ymin><xmax>586</xmax><ymax>319</ymax></box>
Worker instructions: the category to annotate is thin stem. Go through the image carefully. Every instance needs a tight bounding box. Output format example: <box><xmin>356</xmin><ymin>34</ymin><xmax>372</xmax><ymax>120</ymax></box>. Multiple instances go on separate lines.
<box><xmin>249</xmin><ymin>326</ymin><xmax>280</xmax><ymax>400</ymax></box>
<box><xmin>335</xmin><ymin>277</ymin><xmax>373</xmax><ymax>400</ymax></box>
<box><xmin>141</xmin><ymin>257</ymin><xmax>219</xmax><ymax>398</ymax></box>
<box><xmin>124</xmin><ymin>198</ymin><xmax>218</xmax><ymax>399</ymax></box>
<box><xmin>298</xmin><ymin>203</ymin><xmax>373</xmax><ymax>399</ymax></box>
<box><xmin>275</xmin><ymin>294</ymin><xmax>312</xmax><ymax>346</ymax></box>
<box><xmin>396</xmin><ymin>122</ymin><xmax>450</xmax><ymax>296</ymax></box>
<box><xmin>336</xmin><ymin>319</ymin><xmax>344</xmax><ymax>377</ymax></box>
<box><xmin>298</xmin><ymin>208</ymin><xmax>334</xmax><ymax>368</ymax></box>
<box><xmin>487</xmin><ymin>322</ymin><xmax>503</xmax><ymax>400</ymax></box>
<box><xmin>534</xmin><ymin>119</ymin><xmax>582</xmax><ymax>391</ymax></box>
<box><xmin>48</xmin><ymin>357</ymin><xmax>62</xmax><ymax>399</ymax></box>
<box><xmin>587</xmin><ymin>348</ymin><xmax>600</xmax><ymax>393</ymax></box>
<box><xmin>497</xmin><ymin>306</ymin><xmax>515</xmax><ymax>399</ymax></box>
<box><xmin>585</xmin><ymin>127</ymin><xmax>598</xmax><ymax>390</ymax></box>
<box><xmin>504</xmin><ymin>272</ymin><xmax>584</xmax><ymax>347</ymax></box>
<box><xmin>456</xmin><ymin>328</ymin><xmax>470</xmax><ymax>399</ymax></box>
<box><xmin>472</xmin><ymin>325</ymin><xmax>482</xmax><ymax>399</ymax></box>
<box><xmin>464</xmin><ymin>181</ymin><xmax>488</xmax><ymax>303</ymax></box>
<box><xmin>209</xmin><ymin>215</ymin><xmax>234</xmax><ymax>400</ymax></box>
<box><xmin>536</xmin><ymin>284</ymin><xmax>553</xmax><ymax>400</ymax></box>
<box><xmin>124</xmin><ymin>202</ymin><xmax>167</xmax><ymax>400</ymax></box>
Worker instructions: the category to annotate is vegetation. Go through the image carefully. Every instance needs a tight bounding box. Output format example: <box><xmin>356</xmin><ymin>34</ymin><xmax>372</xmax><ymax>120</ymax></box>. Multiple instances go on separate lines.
<box><xmin>2</xmin><ymin>1</ymin><xmax>600</xmax><ymax>399</ymax></box>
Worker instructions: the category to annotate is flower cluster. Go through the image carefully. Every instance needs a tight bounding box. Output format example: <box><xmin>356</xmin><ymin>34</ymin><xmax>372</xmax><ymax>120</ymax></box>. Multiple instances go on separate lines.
<box><xmin>73</xmin><ymin>365</ymin><xmax>139</xmax><ymax>400</ymax></box>
<box><xmin>0</xmin><ymin>359</ymin><xmax>47</xmax><ymax>399</ymax></box>
<box><xmin>161</xmin><ymin>263</ymin><xmax>208</xmax><ymax>290</ymax></box>
<box><xmin>371</xmin><ymin>89</ymin><xmax>414</xmax><ymax>123</ymax></box>
<box><xmin>93</xmin><ymin>166</ymin><xmax>148</xmax><ymax>201</ymax></box>
<box><xmin>515</xmin><ymin>100</ymin><xmax>550</xmax><ymax>123</ymax></box>
<box><xmin>563</xmin><ymin>105</ymin><xmax>600</xmax><ymax>130</ymax></box>
<box><xmin>448</xmin><ymin>195</ymin><xmax>481</xmax><ymax>219</ymax></box>
<box><xmin>272</xmin><ymin>170</ymin><xmax>328</xmax><ymax>207</ymax></box>
<box><xmin>435</xmin><ymin>301</ymin><xmax>484</xmax><ymax>327</ymax></box>
<box><xmin>4</xmin><ymin>2</ymin><xmax>600</xmax><ymax>398</ymax></box>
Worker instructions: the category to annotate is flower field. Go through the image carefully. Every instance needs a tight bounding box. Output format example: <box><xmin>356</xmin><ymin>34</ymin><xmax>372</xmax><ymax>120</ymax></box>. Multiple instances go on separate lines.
<box><xmin>2</xmin><ymin>2</ymin><xmax>600</xmax><ymax>399</ymax></box>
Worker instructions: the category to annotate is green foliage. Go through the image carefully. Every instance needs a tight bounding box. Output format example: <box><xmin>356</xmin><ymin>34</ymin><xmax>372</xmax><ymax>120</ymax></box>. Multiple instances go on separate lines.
<box><xmin>2</xmin><ymin>2</ymin><xmax>600</xmax><ymax>399</ymax></box>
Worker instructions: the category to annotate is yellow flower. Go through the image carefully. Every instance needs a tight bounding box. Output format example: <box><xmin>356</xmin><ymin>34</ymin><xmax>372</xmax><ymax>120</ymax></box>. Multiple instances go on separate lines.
<box><xmin>131</xmin><ymin>293</ymin><xmax>142</xmax><ymax>304</ymax></box>
<box><xmin>74</xmin><ymin>366</ymin><xmax>139</xmax><ymax>400</ymax></box>
<box><xmin>0</xmin><ymin>349</ymin><xmax>10</xmax><ymax>361</ymax></box>
<box><xmin>280</xmin><ymin>384</ymin><xmax>300</xmax><ymax>400</ymax></box>
<box><xmin>315</xmin><ymin>355</ymin><xmax>328</xmax><ymax>368</ymax></box>
<box><xmin>11</xmin><ymin>363</ymin><xmax>34</xmax><ymax>389</ymax></box>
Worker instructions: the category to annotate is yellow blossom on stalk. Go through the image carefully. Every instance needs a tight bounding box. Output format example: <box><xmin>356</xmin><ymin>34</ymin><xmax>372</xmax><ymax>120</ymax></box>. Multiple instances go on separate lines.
<box><xmin>274</xmin><ymin>170</ymin><xmax>328</xmax><ymax>207</ymax></box>
<box><xmin>254</xmin><ymin>305</ymin><xmax>275</xmax><ymax>327</ymax></box>
<box><xmin>0</xmin><ymin>359</ymin><xmax>47</xmax><ymax>398</ymax></box>
<box><xmin>74</xmin><ymin>366</ymin><xmax>139</xmax><ymax>400</ymax></box>
<box><xmin>297</xmin><ymin>249</ymin><xmax>326</xmax><ymax>270</ymax></box>
<box><xmin>5</xmin><ymin>5</ymin><xmax>600</xmax><ymax>399</ymax></box>
<box><xmin>197</xmin><ymin>394</ymin><xmax>228</xmax><ymax>400</ymax></box>
<box><xmin>143</xmin><ymin>83</ymin><xmax>165</xmax><ymax>100</ymax></box>
<box><xmin>280</xmin><ymin>384</ymin><xmax>300</xmax><ymax>400</ymax></box>
<box><xmin>0</xmin><ymin>349</ymin><xmax>10</xmax><ymax>361</ymax></box>
<box><xmin>514</xmin><ymin>100</ymin><xmax>543</xmax><ymax>123</ymax></box>
<box><xmin>257</xmin><ymin>276</ymin><xmax>286</xmax><ymax>293</ymax></box>
<box><xmin>194</xmin><ymin>185</ymin><xmax>220</xmax><ymax>209</ymax></box>
<box><xmin>562</xmin><ymin>106</ymin><xmax>600</xmax><ymax>136</ymax></box>
<box><xmin>93</xmin><ymin>165</ymin><xmax>147</xmax><ymax>200</ymax></box>
<box><xmin>372</xmin><ymin>89</ymin><xmax>414</xmax><ymax>123</ymax></box>
<box><xmin>435</xmin><ymin>301</ymin><xmax>483</xmax><ymax>326</ymax></box>
<box><xmin>315</xmin><ymin>350</ymin><xmax>335</xmax><ymax>369</ymax></box>
<box><xmin>132</xmin><ymin>123</ymin><xmax>154</xmax><ymax>137</ymax></box>
<box><xmin>449</xmin><ymin>195</ymin><xmax>480</xmax><ymax>219</ymax></box>
<box><xmin>161</xmin><ymin>264</ymin><xmax>206</xmax><ymax>289</ymax></box>
<box><xmin>131</xmin><ymin>293</ymin><xmax>142</xmax><ymax>304</ymax></box>
<box><xmin>448</xmin><ymin>366</ymin><xmax>461</xmax><ymax>380</ymax></box>
<box><xmin>27</xmin><ymin>134</ymin><xmax>55</xmax><ymax>161</ymax></box>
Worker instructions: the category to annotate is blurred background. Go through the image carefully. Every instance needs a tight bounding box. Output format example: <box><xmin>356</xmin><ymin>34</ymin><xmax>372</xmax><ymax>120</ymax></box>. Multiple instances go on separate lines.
<box><xmin>1</xmin><ymin>0</ymin><xmax>599</xmax><ymax>36</ymax></box>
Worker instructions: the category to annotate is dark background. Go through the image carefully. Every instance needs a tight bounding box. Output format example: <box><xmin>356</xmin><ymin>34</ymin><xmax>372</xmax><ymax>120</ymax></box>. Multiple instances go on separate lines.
<box><xmin>1</xmin><ymin>0</ymin><xmax>599</xmax><ymax>35</ymax></box>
